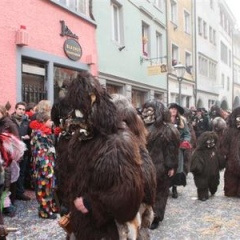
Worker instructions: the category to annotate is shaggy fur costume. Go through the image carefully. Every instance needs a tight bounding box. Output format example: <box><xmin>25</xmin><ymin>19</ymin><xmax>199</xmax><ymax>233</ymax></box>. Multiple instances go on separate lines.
<box><xmin>141</xmin><ymin>99</ymin><xmax>180</xmax><ymax>225</ymax></box>
<box><xmin>111</xmin><ymin>94</ymin><xmax>156</xmax><ymax>239</ymax></box>
<box><xmin>221</xmin><ymin>107</ymin><xmax>240</xmax><ymax>197</ymax></box>
<box><xmin>51</xmin><ymin>97</ymin><xmax>73</xmax><ymax>214</ymax></box>
<box><xmin>64</xmin><ymin>72</ymin><xmax>144</xmax><ymax>240</ymax></box>
<box><xmin>190</xmin><ymin>131</ymin><xmax>224</xmax><ymax>201</ymax></box>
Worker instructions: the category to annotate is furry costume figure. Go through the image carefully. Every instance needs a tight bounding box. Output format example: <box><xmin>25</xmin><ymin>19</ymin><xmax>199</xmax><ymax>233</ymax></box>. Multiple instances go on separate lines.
<box><xmin>64</xmin><ymin>72</ymin><xmax>144</xmax><ymax>240</ymax></box>
<box><xmin>51</xmin><ymin>96</ymin><xmax>74</xmax><ymax>216</ymax></box>
<box><xmin>141</xmin><ymin>99</ymin><xmax>180</xmax><ymax>229</ymax></box>
<box><xmin>111</xmin><ymin>94</ymin><xmax>156</xmax><ymax>240</ymax></box>
<box><xmin>209</xmin><ymin>104</ymin><xmax>229</xmax><ymax>121</ymax></box>
<box><xmin>220</xmin><ymin>107</ymin><xmax>240</xmax><ymax>197</ymax></box>
<box><xmin>212</xmin><ymin>117</ymin><xmax>226</xmax><ymax>137</ymax></box>
<box><xmin>191</xmin><ymin>131</ymin><xmax>224</xmax><ymax>201</ymax></box>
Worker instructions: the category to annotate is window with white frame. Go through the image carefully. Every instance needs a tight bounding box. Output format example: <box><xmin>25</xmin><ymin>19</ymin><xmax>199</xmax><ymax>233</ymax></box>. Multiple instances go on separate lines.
<box><xmin>198</xmin><ymin>55</ymin><xmax>208</xmax><ymax>77</ymax></box>
<box><xmin>221</xmin><ymin>73</ymin><xmax>225</xmax><ymax>88</ymax></box>
<box><xmin>184</xmin><ymin>10</ymin><xmax>191</xmax><ymax>34</ymax></box>
<box><xmin>220</xmin><ymin>10</ymin><xmax>223</xmax><ymax>27</ymax></box>
<box><xmin>154</xmin><ymin>0</ymin><xmax>163</xmax><ymax>10</ymax></box>
<box><xmin>213</xmin><ymin>30</ymin><xmax>216</xmax><ymax>45</ymax></box>
<box><xmin>209</xmin><ymin>26</ymin><xmax>212</xmax><ymax>43</ymax></box>
<box><xmin>238</xmin><ymin>66</ymin><xmax>240</xmax><ymax>84</ymax></box>
<box><xmin>227</xmin><ymin>77</ymin><xmax>230</xmax><ymax>91</ymax></box>
<box><xmin>55</xmin><ymin>0</ymin><xmax>89</xmax><ymax>15</ymax></box>
<box><xmin>185</xmin><ymin>51</ymin><xmax>192</xmax><ymax>74</ymax></box>
<box><xmin>229</xmin><ymin>50</ymin><xmax>232</xmax><ymax>67</ymax></box>
<box><xmin>203</xmin><ymin>21</ymin><xmax>207</xmax><ymax>39</ymax></box>
<box><xmin>142</xmin><ymin>22</ymin><xmax>150</xmax><ymax>57</ymax></box>
<box><xmin>198</xmin><ymin>17</ymin><xmax>202</xmax><ymax>36</ymax></box>
<box><xmin>210</xmin><ymin>0</ymin><xmax>213</xmax><ymax>9</ymax></box>
<box><xmin>172</xmin><ymin>44</ymin><xmax>178</xmax><ymax>65</ymax></box>
<box><xmin>111</xmin><ymin>2</ymin><xmax>123</xmax><ymax>45</ymax></box>
<box><xmin>170</xmin><ymin>0</ymin><xmax>177</xmax><ymax>24</ymax></box>
<box><xmin>156</xmin><ymin>32</ymin><xmax>163</xmax><ymax>63</ymax></box>
<box><xmin>209</xmin><ymin>61</ymin><xmax>217</xmax><ymax>80</ymax></box>
<box><xmin>221</xmin><ymin>41</ymin><xmax>228</xmax><ymax>64</ymax></box>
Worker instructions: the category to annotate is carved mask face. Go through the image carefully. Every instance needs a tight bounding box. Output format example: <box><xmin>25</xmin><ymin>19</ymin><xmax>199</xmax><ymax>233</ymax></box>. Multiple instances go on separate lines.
<box><xmin>141</xmin><ymin>107</ymin><xmax>156</xmax><ymax>125</ymax></box>
<box><xmin>205</xmin><ymin>138</ymin><xmax>215</xmax><ymax>149</ymax></box>
<box><xmin>236</xmin><ymin>115</ymin><xmax>240</xmax><ymax>129</ymax></box>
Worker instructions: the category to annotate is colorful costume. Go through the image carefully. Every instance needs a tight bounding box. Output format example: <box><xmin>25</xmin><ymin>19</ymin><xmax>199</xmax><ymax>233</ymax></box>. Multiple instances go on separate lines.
<box><xmin>30</xmin><ymin>121</ymin><xmax>57</xmax><ymax>218</ymax></box>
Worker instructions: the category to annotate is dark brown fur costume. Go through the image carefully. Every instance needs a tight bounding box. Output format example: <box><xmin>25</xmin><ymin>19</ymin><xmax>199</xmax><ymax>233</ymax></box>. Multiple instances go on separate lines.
<box><xmin>111</xmin><ymin>94</ymin><xmax>157</xmax><ymax>239</ymax></box>
<box><xmin>141</xmin><ymin>99</ymin><xmax>180</xmax><ymax>225</ymax></box>
<box><xmin>51</xmin><ymin>97</ymin><xmax>73</xmax><ymax>214</ymax></box>
<box><xmin>221</xmin><ymin>107</ymin><xmax>240</xmax><ymax>197</ymax></box>
<box><xmin>65</xmin><ymin>72</ymin><xmax>144</xmax><ymax>240</ymax></box>
<box><xmin>190</xmin><ymin>131</ymin><xmax>224</xmax><ymax>201</ymax></box>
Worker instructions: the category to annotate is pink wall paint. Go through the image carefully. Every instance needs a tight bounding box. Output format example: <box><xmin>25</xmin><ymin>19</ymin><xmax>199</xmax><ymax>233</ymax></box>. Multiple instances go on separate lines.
<box><xmin>0</xmin><ymin>0</ymin><xmax>98</xmax><ymax>109</ymax></box>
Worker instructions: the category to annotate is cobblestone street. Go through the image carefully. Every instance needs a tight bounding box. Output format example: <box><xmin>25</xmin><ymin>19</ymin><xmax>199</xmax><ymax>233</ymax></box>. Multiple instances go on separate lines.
<box><xmin>4</xmin><ymin>171</ymin><xmax>240</xmax><ymax>240</ymax></box>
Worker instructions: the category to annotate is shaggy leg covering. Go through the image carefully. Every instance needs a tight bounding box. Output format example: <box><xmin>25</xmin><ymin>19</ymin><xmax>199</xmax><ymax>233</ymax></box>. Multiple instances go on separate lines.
<box><xmin>224</xmin><ymin>170</ymin><xmax>239</xmax><ymax>197</ymax></box>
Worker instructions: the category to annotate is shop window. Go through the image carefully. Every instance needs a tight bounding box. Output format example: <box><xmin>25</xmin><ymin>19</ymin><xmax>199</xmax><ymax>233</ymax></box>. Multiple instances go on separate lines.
<box><xmin>54</xmin><ymin>66</ymin><xmax>82</xmax><ymax>101</ymax></box>
<box><xmin>22</xmin><ymin>60</ymin><xmax>47</xmax><ymax>104</ymax></box>
<box><xmin>106</xmin><ymin>84</ymin><xmax>122</xmax><ymax>95</ymax></box>
<box><xmin>154</xmin><ymin>93</ymin><xmax>163</xmax><ymax>101</ymax></box>
<box><xmin>132</xmin><ymin>90</ymin><xmax>146</xmax><ymax>108</ymax></box>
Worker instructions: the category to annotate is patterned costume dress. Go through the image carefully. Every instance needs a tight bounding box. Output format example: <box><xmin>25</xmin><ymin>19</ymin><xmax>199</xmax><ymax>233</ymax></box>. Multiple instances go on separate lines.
<box><xmin>30</xmin><ymin>121</ymin><xmax>56</xmax><ymax>218</ymax></box>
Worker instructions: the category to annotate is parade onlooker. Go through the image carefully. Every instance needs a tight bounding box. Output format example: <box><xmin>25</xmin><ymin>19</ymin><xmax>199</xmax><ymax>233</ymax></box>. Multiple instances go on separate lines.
<box><xmin>11</xmin><ymin>102</ymin><xmax>31</xmax><ymax>201</ymax></box>
<box><xmin>30</xmin><ymin>113</ymin><xmax>57</xmax><ymax>219</ymax></box>
<box><xmin>0</xmin><ymin>105</ymin><xmax>21</xmax><ymax>220</ymax></box>
<box><xmin>25</xmin><ymin>102</ymin><xmax>37</xmax><ymax>120</ymax></box>
<box><xmin>0</xmin><ymin>106</ymin><xmax>19</xmax><ymax>138</ymax></box>
<box><xmin>169</xmin><ymin>103</ymin><xmax>191</xmax><ymax>199</ymax></box>
<box><xmin>31</xmin><ymin>100</ymin><xmax>52</xmax><ymax>121</ymax></box>
<box><xmin>192</xmin><ymin>108</ymin><xmax>211</xmax><ymax>139</ymax></box>
<box><xmin>0</xmin><ymin>106</ymin><xmax>25</xmax><ymax>224</ymax></box>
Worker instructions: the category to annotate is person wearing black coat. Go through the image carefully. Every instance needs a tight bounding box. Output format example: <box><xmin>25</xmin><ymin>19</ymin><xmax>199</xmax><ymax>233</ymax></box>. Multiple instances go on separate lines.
<box><xmin>11</xmin><ymin>102</ymin><xmax>31</xmax><ymax>202</ymax></box>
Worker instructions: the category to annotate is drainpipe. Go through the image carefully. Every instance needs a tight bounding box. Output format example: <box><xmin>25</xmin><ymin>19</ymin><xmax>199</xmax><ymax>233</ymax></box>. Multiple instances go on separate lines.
<box><xmin>231</xmin><ymin>30</ymin><xmax>234</xmax><ymax>110</ymax></box>
<box><xmin>166</xmin><ymin>0</ymin><xmax>169</xmax><ymax>105</ymax></box>
<box><xmin>193</xmin><ymin>0</ymin><xmax>197</xmax><ymax>107</ymax></box>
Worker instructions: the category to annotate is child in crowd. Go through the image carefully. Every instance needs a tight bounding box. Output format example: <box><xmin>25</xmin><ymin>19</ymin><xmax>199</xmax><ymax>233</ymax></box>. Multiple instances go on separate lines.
<box><xmin>190</xmin><ymin>131</ymin><xmax>224</xmax><ymax>201</ymax></box>
<box><xmin>30</xmin><ymin>113</ymin><xmax>57</xmax><ymax>219</ymax></box>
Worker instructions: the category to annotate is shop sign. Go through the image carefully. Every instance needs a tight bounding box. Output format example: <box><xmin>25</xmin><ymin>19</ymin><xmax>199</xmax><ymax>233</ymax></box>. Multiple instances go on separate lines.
<box><xmin>63</xmin><ymin>39</ymin><xmax>82</xmax><ymax>61</ymax></box>
<box><xmin>147</xmin><ymin>64</ymin><xmax>167</xmax><ymax>76</ymax></box>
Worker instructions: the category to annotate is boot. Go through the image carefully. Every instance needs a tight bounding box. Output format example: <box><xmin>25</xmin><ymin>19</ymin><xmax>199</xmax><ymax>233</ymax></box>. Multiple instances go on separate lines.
<box><xmin>172</xmin><ymin>186</ymin><xmax>178</xmax><ymax>199</ymax></box>
<box><xmin>149</xmin><ymin>216</ymin><xmax>160</xmax><ymax>230</ymax></box>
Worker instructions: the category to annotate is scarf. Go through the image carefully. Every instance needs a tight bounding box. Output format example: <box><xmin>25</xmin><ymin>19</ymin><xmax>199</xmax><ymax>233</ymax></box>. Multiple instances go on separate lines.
<box><xmin>30</xmin><ymin>120</ymin><xmax>52</xmax><ymax>135</ymax></box>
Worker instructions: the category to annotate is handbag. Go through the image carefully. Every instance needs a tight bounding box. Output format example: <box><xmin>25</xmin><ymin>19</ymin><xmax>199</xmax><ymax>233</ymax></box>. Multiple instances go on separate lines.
<box><xmin>58</xmin><ymin>212</ymin><xmax>73</xmax><ymax>235</ymax></box>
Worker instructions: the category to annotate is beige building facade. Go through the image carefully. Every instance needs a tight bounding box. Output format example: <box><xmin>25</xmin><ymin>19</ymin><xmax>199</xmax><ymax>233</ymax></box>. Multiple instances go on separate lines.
<box><xmin>166</xmin><ymin>0</ymin><xmax>195</xmax><ymax>108</ymax></box>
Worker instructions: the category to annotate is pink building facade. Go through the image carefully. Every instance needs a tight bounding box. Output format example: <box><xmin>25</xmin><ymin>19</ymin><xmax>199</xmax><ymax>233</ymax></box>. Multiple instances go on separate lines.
<box><xmin>0</xmin><ymin>0</ymin><xmax>98</xmax><ymax>110</ymax></box>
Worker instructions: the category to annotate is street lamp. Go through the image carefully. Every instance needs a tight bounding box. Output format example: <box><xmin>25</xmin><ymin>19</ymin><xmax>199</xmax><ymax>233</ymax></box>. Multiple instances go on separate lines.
<box><xmin>174</xmin><ymin>64</ymin><xmax>186</xmax><ymax>106</ymax></box>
